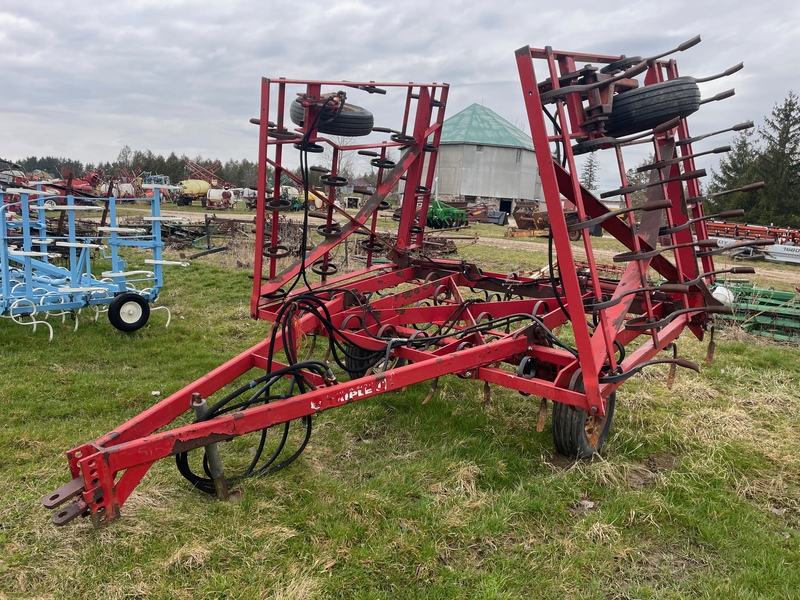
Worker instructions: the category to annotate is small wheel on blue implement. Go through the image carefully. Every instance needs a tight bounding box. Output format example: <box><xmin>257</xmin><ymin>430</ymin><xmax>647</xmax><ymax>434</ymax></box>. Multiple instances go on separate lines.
<box><xmin>108</xmin><ymin>292</ymin><xmax>150</xmax><ymax>332</ymax></box>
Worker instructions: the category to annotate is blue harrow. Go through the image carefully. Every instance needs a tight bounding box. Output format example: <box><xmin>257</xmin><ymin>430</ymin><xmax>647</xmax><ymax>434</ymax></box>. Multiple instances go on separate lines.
<box><xmin>1</xmin><ymin>185</ymin><xmax>188</xmax><ymax>339</ymax></box>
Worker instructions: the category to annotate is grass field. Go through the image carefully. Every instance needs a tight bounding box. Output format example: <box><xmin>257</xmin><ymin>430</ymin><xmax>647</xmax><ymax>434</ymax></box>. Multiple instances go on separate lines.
<box><xmin>1</xmin><ymin>229</ymin><xmax>799</xmax><ymax>599</ymax></box>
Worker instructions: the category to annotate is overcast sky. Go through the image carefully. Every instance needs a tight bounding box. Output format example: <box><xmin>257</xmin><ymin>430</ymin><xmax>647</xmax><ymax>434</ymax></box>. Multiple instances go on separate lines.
<box><xmin>2</xmin><ymin>0</ymin><xmax>798</xmax><ymax>190</ymax></box>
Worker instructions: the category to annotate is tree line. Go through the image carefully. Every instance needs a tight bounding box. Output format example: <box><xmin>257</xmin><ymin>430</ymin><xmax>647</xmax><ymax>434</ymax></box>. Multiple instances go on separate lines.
<box><xmin>16</xmin><ymin>147</ymin><xmax>262</xmax><ymax>190</ymax></box>
<box><xmin>15</xmin><ymin>142</ymin><xmax>383</xmax><ymax>194</ymax></box>
<box><xmin>707</xmin><ymin>91</ymin><xmax>800</xmax><ymax>228</ymax></box>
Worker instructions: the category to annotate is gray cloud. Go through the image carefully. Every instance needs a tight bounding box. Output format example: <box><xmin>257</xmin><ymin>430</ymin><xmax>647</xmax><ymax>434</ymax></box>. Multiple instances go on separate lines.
<box><xmin>1</xmin><ymin>0</ymin><xmax>797</xmax><ymax>190</ymax></box>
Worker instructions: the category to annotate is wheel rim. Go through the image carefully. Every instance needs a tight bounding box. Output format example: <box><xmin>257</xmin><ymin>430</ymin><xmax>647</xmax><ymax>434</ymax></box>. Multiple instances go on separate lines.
<box><xmin>44</xmin><ymin>200</ymin><xmax>56</xmax><ymax>210</ymax></box>
<box><xmin>119</xmin><ymin>300</ymin><xmax>143</xmax><ymax>324</ymax></box>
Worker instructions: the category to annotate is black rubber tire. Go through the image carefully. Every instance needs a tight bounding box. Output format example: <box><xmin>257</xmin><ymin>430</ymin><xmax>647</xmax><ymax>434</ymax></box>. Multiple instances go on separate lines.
<box><xmin>552</xmin><ymin>389</ymin><xmax>615</xmax><ymax>458</ymax></box>
<box><xmin>344</xmin><ymin>344</ymin><xmax>374</xmax><ymax>379</ymax></box>
<box><xmin>289</xmin><ymin>99</ymin><xmax>374</xmax><ymax>137</ymax></box>
<box><xmin>606</xmin><ymin>78</ymin><xmax>700</xmax><ymax>138</ymax></box>
<box><xmin>108</xmin><ymin>293</ymin><xmax>150</xmax><ymax>332</ymax></box>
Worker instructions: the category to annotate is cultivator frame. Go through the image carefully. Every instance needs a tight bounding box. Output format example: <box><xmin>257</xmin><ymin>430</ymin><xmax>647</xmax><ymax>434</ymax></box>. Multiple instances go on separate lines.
<box><xmin>45</xmin><ymin>40</ymin><xmax>750</xmax><ymax>527</ymax></box>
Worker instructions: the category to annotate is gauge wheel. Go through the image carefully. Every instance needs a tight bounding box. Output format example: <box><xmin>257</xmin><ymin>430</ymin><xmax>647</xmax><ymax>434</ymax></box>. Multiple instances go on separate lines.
<box><xmin>552</xmin><ymin>377</ymin><xmax>616</xmax><ymax>458</ymax></box>
<box><xmin>108</xmin><ymin>292</ymin><xmax>150</xmax><ymax>332</ymax></box>
<box><xmin>289</xmin><ymin>99</ymin><xmax>374</xmax><ymax>137</ymax></box>
<box><xmin>344</xmin><ymin>343</ymin><xmax>375</xmax><ymax>379</ymax></box>
<box><xmin>606</xmin><ymin>78</ymin><xmax>700</xmax><ymax>138</ymax></box>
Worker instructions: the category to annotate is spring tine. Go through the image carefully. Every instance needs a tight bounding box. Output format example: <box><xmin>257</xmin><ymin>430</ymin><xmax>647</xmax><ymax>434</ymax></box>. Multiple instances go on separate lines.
<box><xmin>614</xmin><ymin>117</ymin><xmax>684</xmax><ymax>145</ymax></box>
<box><xmin>600</xmin><ymin>356</ymin><xmax>701</xmax><ymax>384</ymax></box>
<box><xmin>678</xmin><ymin>266</ymin><xmax>756</xmax><ymax>287</ymax></box>
<box><xmin>589</xmin><ymin>283</ymin><xmax>690</xmax><ymax>310</ymax></box>
<box><xmin>637</xmin><ymin>145</ymin><xmax>730</xmax><ymax>172</ymax></box>
<box><xmin>613</xmin><ymin>239</ymin><xmax>717</xmax><ymax>263</ymax></box>
<box><xmin>714</xmin><ymin>209</ymin><xmax>748</xmax><ymax>219</ymax></box>
<box><xmin>660</xmin><ymin>207</ymin><xmax>744</xmax><ymax>234</ymax></box>
<box><xmin>540</xmin><ymin>59</ymin><xmax>649</xmax><ymax>101</ymax></box>
<box><xmin>687</xmin><ymin>181</ymin><xmax>764</xmax><ymax>205</ymax></box>
<box><xmin>625</xmin><ymin>305</ymin><xmax>733</xmax><ymax>332</ymax></box>
<box><xmin>569</xmin><ymin>198</ymin><xmax>672</xmax><ymax>231</ymax></box>
<box><xmin>572</xmin><ymin>118</ymin><xmax>682</xmax><ymax>155</ymax></box>
<box><xmin>483</xmin><ymin>381</ymin><xmax>491</xmax><ymax>404</ymax></box>
<box><xmin>700</xmin><ymin>89</ymin><xmax>736</xmax><ymax>105</ymax></box>
<box><xmin>642</xmin><ymin>34</ymin><xmax>702</xmax><ymax>62</ymax></box>
<box><xmin>602</xmin><ymin>169</ymin><xmax>705</xmax><ymax>198</ymax></box>
<box><xmin>693</xmin><ymin>62</ymin><xmax>744</xmax><ymax>84</ymax></box>
<box><xmin>709</xmin><ymin>181</ymin><xmax>765</xmax><ymax>198</ymax></box>
<box><xmin>697</xmin><ymin>238</ymin><xmax>773</xmax><ymax>257</ymax></box>
<box><xmin>676</xmin><ymin>120</ymin><xmax>753</xmax><ymax>146</ymax></box>
<box><xmin>536</xmin><ymin>398</ymin><xmax>548</xmax><ymax>432</ymax></box>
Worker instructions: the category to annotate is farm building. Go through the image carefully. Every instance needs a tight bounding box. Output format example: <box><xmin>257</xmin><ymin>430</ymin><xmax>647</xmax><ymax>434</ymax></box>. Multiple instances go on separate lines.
<box><xmin>434</xmin><ymin>103</ymin><xmax>542</xmax><ymax>214</ymax></box>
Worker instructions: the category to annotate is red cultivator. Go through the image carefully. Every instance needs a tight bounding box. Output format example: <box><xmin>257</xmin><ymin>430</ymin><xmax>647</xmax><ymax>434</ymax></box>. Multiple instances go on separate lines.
<box><xmin>44</xmin><ymin>38</ymin><xmax>753</xmax><ymax>528</ymax></box>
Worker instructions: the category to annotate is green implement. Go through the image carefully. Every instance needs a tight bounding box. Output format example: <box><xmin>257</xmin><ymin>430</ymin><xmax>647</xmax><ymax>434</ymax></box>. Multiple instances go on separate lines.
<box><xmin>711</xmin><ymin>280</ymin><xmax>800</xmax><ymax>342</ymax></box>
<box><xmin>426</xmin><ymin>199</ymin><xmax>467</xmax><ymax>229</ymax></box>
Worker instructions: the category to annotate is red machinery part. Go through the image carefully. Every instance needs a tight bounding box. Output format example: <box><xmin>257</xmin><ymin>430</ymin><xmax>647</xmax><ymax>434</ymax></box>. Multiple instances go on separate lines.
<box><xmin>44</xmin><ymin>39</ymin><xmax>747</xmax><ymax>527</ymax></box>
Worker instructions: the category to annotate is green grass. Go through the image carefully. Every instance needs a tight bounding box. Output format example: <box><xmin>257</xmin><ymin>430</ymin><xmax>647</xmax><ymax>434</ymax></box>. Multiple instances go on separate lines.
<box><xmin>0</xmin><ymin>245</ymin><xmax>799</xmax><ymax>599</ymax></box>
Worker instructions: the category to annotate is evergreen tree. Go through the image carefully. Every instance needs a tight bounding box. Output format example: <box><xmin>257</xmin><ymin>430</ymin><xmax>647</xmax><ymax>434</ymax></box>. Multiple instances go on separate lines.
<box><xmin>164</xmin><ymin>152</ymin><xmax>185</xmax><ymax>184</ymax></box>
<box><xmin>756</xmin><ymin>91</ymin><xmax>800</xmax><ymax>226</ymax></box>
<box><xmin>579</xmin><ymin>152</ymin><xmax>600</xmax><ymax>193</ymax></box>
<box><xmin>707</xmin><ymin>130</ymin><xmax>761</xmax><ymax>218</ymax></box>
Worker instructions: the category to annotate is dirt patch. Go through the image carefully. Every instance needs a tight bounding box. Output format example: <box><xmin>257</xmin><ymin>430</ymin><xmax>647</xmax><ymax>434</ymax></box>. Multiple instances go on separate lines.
<box><xmin>626</xmin><ymin>453</ymin><xmax>679</xmax><ymax>489</ymax></box>
<box><xmin>544</xmin><ymin>452</ymin><xmax>575</xmax><ymax>471</ymax></box>
<box><xmin>568</xmin><ymin>498</ymin><xmax>597</xmax><ymax>516</ymax></box>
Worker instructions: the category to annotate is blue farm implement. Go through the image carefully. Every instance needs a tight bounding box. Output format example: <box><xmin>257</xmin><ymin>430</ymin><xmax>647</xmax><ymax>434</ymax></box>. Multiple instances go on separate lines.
<box><xmin>1</xmin><ymin>185</ymin><xmax>187</xmax><ymax>338</ymax></box>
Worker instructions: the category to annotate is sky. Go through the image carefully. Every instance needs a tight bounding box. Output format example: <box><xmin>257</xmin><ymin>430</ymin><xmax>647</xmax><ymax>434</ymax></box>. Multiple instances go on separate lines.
<box><xmin>2</xmin><ymin>0</ymin><xmax>798</xmax><ymax>191</ymax></box>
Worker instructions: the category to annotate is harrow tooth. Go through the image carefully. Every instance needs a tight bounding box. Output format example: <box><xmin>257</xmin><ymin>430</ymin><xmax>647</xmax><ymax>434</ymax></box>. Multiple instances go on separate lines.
<box><xmin>665</xmin><ymin>343</ymin><xmax>679</xmax><ymax>389</ymax></box>
<box><xmin>422</xmin><ymin>377</ymin><xmax>439</xmax><ymax>405</ymax></box>
<box><xmin>536</xmin><ymin>398</ymin><xmax>548</xmax><ymax>433</ymax></box>
<box><xmin>706</xmin><ymin>326</ymin><xmax>717</xmax><ymax>366</ymax></box>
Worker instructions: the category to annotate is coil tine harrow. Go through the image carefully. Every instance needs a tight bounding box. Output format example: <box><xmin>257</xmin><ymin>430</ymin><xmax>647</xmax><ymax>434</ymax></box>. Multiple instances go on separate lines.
<box><xmin>43</xmin><ymin>38</ymin><xmax>757</xmax><ymax>528</ymax></box>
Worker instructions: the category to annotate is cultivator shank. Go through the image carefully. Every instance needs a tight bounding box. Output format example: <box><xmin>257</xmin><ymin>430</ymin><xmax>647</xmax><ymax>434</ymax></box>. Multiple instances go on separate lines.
<box><xmin>45</xmin><ymin>39</ymin><xmax>753</xmax><ymax>527</ymax></box>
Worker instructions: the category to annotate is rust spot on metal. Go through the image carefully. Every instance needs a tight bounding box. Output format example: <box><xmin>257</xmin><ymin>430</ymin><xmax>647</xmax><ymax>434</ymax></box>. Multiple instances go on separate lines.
<box><xmin>172</xmin><ymin>433</ymin><xmax>234</xmax><ymax>456</ymax></box>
